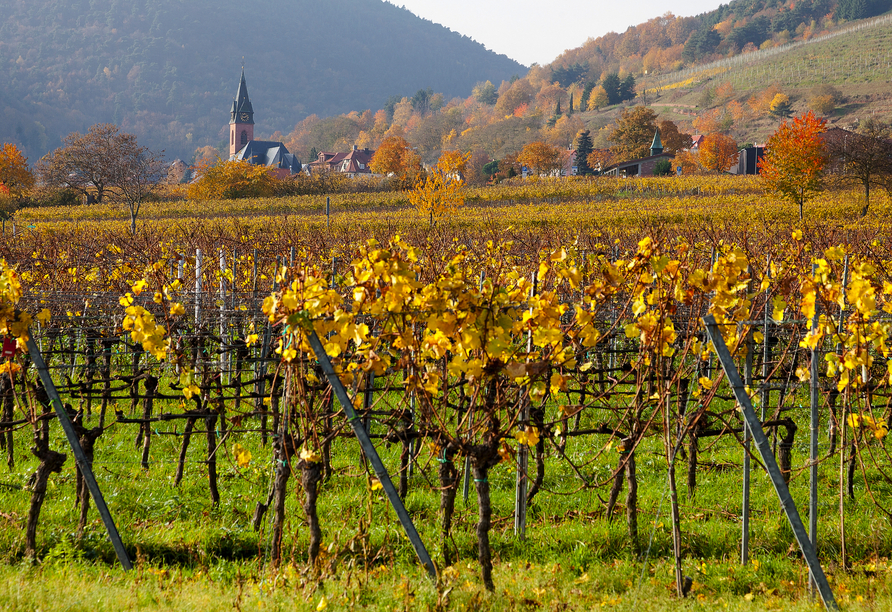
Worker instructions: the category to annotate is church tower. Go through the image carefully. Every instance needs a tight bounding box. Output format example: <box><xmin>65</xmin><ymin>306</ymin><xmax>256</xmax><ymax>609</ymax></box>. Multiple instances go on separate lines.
<box><xmin>229</xmin><ymin>68</ymin><xmax>255</xmax><ymax>157</ymax></box>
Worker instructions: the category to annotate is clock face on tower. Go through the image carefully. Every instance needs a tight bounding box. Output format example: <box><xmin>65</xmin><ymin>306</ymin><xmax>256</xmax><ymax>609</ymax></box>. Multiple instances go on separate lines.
<box><xmin>241</xmin><ymin>113</ymin><xmax>250</xmax><ymax>121</ymax></box>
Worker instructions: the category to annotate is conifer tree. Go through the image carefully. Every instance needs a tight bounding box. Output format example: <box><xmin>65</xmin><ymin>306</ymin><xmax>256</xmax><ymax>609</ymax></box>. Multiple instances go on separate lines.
<box><xmin>574</xmin><ymin>130</ymin><xmax>594</xmax><ymax>175</ymax></box>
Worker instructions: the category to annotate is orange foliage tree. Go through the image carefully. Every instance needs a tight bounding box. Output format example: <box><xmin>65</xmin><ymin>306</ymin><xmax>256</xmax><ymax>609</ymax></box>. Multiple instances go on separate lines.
<box><xmin>518</xmin><ymin>141</ymin><xmax>563</xmax><ymax>176</ymax></box>
<box><xmin>0</xmin><ymin>143</ymin><xmax>35</xmax><ymax>198</ymax></box>
<box><xmin>698</xmin><ymin>134</ymin><xmax>739</xmax><ymax>173</ymax></box>
<box><xmin>369</xmin><ymin>135</ymin><xmax>421</xmax><ymax>186</ymax></box>
<box><xmin>759</xmin><ymin>111</ymin><xmax>828</xmax><ymax>220</ymax></box>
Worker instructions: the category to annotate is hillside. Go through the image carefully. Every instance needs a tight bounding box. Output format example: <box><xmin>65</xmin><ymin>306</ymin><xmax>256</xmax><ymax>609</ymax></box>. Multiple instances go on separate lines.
<box><xmin>0</xmin><ymin>0</ymin><xmax>524</xmax><ymax>161</ymax></box>
<box><xmin>548</xmin><ymin>0</ymin><xmax>892</xmax><ymax>86</ymax></box>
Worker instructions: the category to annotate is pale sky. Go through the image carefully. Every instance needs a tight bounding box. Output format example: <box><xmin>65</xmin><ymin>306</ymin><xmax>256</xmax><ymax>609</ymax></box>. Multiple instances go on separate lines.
<box><xmin>390</xmin><ymin>0</ymin><xmax>726</xmax><ymax>66</ymax></box>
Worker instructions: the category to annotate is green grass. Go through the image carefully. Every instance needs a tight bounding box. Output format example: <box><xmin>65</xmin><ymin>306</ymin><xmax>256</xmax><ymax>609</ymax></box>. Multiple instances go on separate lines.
<box><xmin>1</xmin><ymin>395</ymin><xmax>891</xmax><ymax>610</ymax></box>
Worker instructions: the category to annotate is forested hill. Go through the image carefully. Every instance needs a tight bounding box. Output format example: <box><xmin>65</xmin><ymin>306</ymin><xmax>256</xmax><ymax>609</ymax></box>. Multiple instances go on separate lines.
<box><xmin>548</xmin><ymin>0</ymin><xmax>891</xmax><ymax>86</ymax></box>
<box><xmin>0</xmin><ymin>0</ymin><xmax>524</xmax><ymax>160</ymax></box>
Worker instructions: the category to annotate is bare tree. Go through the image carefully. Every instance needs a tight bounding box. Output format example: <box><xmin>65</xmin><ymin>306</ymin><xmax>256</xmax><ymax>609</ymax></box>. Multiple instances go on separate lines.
<box><xmin>37</xmin><ymin>123</ymin><xmax>163</xmax><ymax>232</ymax></box>
<box><xmin>824</xmin><ymin>120</ymin><xmax>892</xmax><ymax>217</ymax></box>
<box><xmin>118</xmin><ymin>142</ymin><xmax>165</xmax><ymax>234</ymax></box>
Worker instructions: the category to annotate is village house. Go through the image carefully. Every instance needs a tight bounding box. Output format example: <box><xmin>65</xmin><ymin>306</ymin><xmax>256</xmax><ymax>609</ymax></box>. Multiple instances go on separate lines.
<box><xmin>304</xmin><ymin>145</ymin><xmax>376</xmax><ymax>177</ymax></box>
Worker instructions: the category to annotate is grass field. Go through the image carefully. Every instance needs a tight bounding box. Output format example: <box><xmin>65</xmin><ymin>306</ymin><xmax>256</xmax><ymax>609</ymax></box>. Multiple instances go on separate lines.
<box><xmin>1</xmin><ymin>396</ymin><xmax>892</xmax><ymax>611</ymax></box>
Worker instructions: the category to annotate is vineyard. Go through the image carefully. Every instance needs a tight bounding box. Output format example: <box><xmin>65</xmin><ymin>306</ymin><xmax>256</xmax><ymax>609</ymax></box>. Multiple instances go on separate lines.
<box><xmin>2</xmin><ymin>177</ymin><xmax>892</xmax><ymax>610</ymax></box>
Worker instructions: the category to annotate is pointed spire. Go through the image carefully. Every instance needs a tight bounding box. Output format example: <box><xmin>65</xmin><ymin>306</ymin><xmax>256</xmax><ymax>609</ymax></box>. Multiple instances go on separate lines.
<box><xmin>232</xmin><ymin>67</ymin><xmax>254</xmax><ymax>124</ymax></box>
<box><xmin>650</xmin><ymin>128</ymin><xmax>663</xmax><ymax>156</ymax></box>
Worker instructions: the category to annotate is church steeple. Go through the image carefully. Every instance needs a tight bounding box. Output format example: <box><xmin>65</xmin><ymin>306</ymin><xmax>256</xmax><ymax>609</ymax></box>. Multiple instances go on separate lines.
<box><xmin>231</xmin><ymin>68</ymin><xmax>254</xmax><ymax>124</ymax></box>
<box><xmin>650</xmin><ymin>128</ymin><xmax>664</xmax><ymax>156</ymax></box>
<box><xmin>229</xmin><ymin>68</ymin><xmax>255</xmax><ymax>157</ymax></box>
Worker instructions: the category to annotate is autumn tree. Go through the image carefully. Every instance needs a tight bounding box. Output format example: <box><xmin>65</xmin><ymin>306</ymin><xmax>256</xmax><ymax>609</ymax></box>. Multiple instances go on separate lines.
<box><xmin>824</xmin><ymin>120</ymin><xmax>892</xmax><ymax>216</ymax></box>
<box><xmin>494</xmin><ymin>80</ymin><xmax>535</xmax><ymax>117</ymax></box>
<box><xmin>118</xmin><ymin>140</ymin><xmax>165</xmax><ymax>234</ymax></box>
<box><xmin>759</xmin><ymin>111</ymin><xmax>828</xmax><ymax>220</ymax></box>
<box><xmin>608</xmin><ymin>106</ymin><xmax>659</xmax><ymax>163</ymax></box>
<box><xmin>0</xmin><ymin>144</ymin><xmax>35</xmax><ymax>221</ymax></box>
<box><xmin>187</xmin><ymin>159</ymin><xmax>277</xmax><ymax>200</ymax></box>
<box><xmin>369</xmin><ymin>135</ymin><xmax>421</xmax><ymax>187</ymax></box>
<box><xmin>769</xmin><ymin>93</ymin><xmax>793</xmax><ymax>118</ymax></box>
<box><xmin>673</xmin><ymin>150</ymin><xmax>701</xmax><ymax>175</ymax></box>
<box><xmin>656</xmin><ymin>120</ymin><xmax>693</xmax><ymax>154</ymax></box>
<box><xmin>0</xmin><ymin>144</ymin><xmax>35</xmax><ymax>198</ymax></box>
<box><xmin>518</xmin><ymin>141</ymin><xmax>563</xmax><ymax>176</ymax></box>
<box><xmin>809</xmin><ymin>84</ymin><xmax>843</xmax><ymax>117</ymax></box>
<box><xmin>37</xmin><ymin>124</ymin><xmax>163</xmax><ymax>208</ymax></box>
<box><xmin>698</xmin><ymin>133</ymin><xmax>739</xmax><ymax>173</ymax></box>
<box><xmin>408</xmin><ymin>150</ymin><xmax>471</xmax><ymax>224</ymax></box>
<box><xmin>586</xmin><ymin>149</ymin><xmax>614</xmax><ymax>174</ymax></box>
<box><xmin>587</xmin><ymin>86</ymin><xmax>609</xmax><ymax>110</ymax></box>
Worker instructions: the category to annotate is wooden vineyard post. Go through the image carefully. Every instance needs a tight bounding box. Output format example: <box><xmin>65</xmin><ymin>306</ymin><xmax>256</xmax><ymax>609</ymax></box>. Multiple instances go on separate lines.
<box><xmin>515</xmin><ymin>270</ymin><xmax>536</xmax><ymax>539</ymax></box>
<box><xmin>703</xmin><ymin>315</ymin><xmax>837</xmax><ymax>611</ymax></box>
<box><xmin>741</xmin><ymin>269</ymin><xmax>754</xmax><ymax>565</ymax></box>
<box><xmin>25</xmin><ymin>334</ymin><xmax>132</xmax><ymax>571</ymax></box>
<box><xmin>462</xmin><ymin>270</ymin><xmax>486</xmax><ymax>504</ymax></box>
<box><xmin>809</xmin><ymin>264</ymin><xmax>821</xmax><ymax>597</ymax></box>
<box><xmin>195</xmin><ymin>248</ymin><xmax>203</xmax><ymax>325</ymax></box>
<box><xmin>305</xmin><ymin>328</ymin><xmax>436</xmax><ymax>580</ymax></box>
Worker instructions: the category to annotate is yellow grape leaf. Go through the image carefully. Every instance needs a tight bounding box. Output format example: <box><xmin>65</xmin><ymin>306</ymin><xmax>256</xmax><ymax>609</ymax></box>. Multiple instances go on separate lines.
<box><xmin>183</xmin><ymin>383</ymin><xmax>200</xmax><ymax>400</ymax></box>
<box><xmin>35</xmin><ymin>308</ymin><xmax>51</xmax><ymax>324</ymax></box>
<box><xmin>370</xmin><ymin>478</ymin><xmax>383</xmax><ymax>491</ymax></box>
<box><xmin>233</xmin><ymin>443</ymin><xmax>252</xmax><ymax>468</ymax></box>
<box><xmin>300</xmin><ymin>448</ymin><xmax>322</xmax><ymax>463</ymax></box>
<box><xmin>316</xmin><ymin>596</ymin><xmax>328</xmax><ymax>611</ymax></box>
<box><xmin>515</xmin><ymin>426</ymin><xmax>540</xmax><ymax>446</ymax></box>
<box><xmin>170</xmin><ymin>302</ymin><xmax>185</xmax><ymax>316</ymax></box>
<box><xmin>131</xmin><ymin>279</ymin><xmax>148</xmax><ymax>295</ymax></box>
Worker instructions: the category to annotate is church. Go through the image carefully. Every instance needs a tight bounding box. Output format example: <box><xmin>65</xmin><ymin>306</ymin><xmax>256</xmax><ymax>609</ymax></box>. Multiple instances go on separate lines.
<box><xmin>229</xmin><ymin>69</ymin><xmax>301</xmax><ymax>177</ymax></box>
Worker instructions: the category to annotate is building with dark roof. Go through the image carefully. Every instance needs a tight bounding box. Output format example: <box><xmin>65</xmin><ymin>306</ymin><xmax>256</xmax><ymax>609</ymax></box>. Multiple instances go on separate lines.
<box><xmin>228</xmin><ymin>69</ymin><xmax>300</xmax><ymax>177</ymax></box>
<box><xmin>602</xmin><ymin>129</ymin><xmax>674</xmax><ymax>177</ymax></box>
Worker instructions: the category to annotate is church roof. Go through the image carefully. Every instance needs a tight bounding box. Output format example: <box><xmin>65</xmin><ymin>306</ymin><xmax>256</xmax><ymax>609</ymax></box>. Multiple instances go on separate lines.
<box><xmin>234</xmin><ymin>140</ymin><xmax>301</xmax><ymax>173</ymax></box>
<box><xmin>651</xmin><ymin>129</ymin><xmax>663</xmax><ymax>151</ymax></box>
<box><xmin>234</xmin><ymin>68</ymin><xmax>254</xmax><ymax>120</ymax></box>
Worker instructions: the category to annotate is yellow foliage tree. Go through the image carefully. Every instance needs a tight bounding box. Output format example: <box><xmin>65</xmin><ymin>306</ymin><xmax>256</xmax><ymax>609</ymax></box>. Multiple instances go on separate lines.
<box><xmin>408</xmin><ymin>150</ymin><xmax>471</xmax><ymax>224</ymax></box>
<box><xmin>186</xmin><ymin>159</ymin><xmax>277</xmax><ymax>200</ymax></box>
<box><xmin>587</xmin><ymin>86</ymin><xmax>609</xmax><ymax>111</ymax></box>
